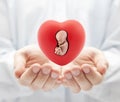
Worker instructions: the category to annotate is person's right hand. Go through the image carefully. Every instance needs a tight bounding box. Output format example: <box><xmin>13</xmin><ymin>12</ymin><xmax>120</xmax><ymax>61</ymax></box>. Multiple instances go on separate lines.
<box><xmin>14</xmin><ymin>45</ymin><xmax>61</xmax><ymax>91</ymax></box>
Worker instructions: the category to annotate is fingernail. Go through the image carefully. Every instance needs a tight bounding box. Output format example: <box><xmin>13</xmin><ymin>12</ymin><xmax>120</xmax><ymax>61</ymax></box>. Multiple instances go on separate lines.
<box><xmin>65</xmin><ymin>73</ymin><xmax>72</xmax><ymax>80</ymax></box>
<box><xmin>71</xmin><ymin>69</ymin><xmax>80</xmax><ymax>76</ymax></box>
<box><xmin>32</xmin><ymin>67</ymin><xmax>40</xmax><ymax>73</ymax></box>
<box><xmin>99</xmin><ymin>67</ymin><xmax>106</xmax><ymax>75</ymax></box>
<box><xmin>42</xmin><ymin>67</ymin><xmax>51</xmax><ymax>75</ymax></box>
<box><xmin>51</xmin><ymin>72</ymin><xmax>59</xmax><ymax>79</ymax></box>
<box><xmin>83</xmin><ymin>67</ymin><xmax>90</xmax><ymax>74</ymax></box>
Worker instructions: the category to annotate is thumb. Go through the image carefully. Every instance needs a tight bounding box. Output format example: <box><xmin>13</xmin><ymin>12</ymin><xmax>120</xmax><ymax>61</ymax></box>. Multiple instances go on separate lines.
<box><xmin>93</xmin><ymin>53</ymin><xmax>109</xmax><ymax>75</ymax></box>
<box><xmin>14</xmin><ymin>52</ymin><xmax>27</xmax><ymax>78</ymax></box>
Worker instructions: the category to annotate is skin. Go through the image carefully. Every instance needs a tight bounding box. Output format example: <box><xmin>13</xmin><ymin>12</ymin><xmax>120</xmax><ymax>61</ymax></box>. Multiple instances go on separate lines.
<box><xmin>62</xmin><ymin>47</ymin><xmax>109</xmax><ymax>93</ymax></box>
<box><xmin>14</xmin><ymin>45</ymin><xmax>61</xmax><ymax>91</ymax></box>
<box><xmin>14</xmin><ymin>45</ymin><xmax>108</xmax><ymax>93</ymax></box>
<box><xmin>55</xmin><ymin>30</ymin><xmax>68</xmax><ymax>56</ymax></box>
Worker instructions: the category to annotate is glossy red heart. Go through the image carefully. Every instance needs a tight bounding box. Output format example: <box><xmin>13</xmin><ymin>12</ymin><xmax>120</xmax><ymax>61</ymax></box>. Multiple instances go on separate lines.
<box><xmin>38</xmin><ymin>20</ymin><xmax>85</xmax><ymax>66</ymax></box>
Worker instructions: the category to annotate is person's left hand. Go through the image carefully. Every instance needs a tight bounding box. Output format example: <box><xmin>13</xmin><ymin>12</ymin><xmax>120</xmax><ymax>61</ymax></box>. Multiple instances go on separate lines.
<box><xmin>61</xmin><ymin>47</ymin><xmax>109</xmax><ymax>93</ymax></box>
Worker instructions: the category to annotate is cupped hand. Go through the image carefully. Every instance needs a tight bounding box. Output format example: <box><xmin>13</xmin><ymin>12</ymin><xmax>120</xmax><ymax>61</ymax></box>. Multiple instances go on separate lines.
<box><xmin>62</xmin><ymin>47</ymin><xmax>109</xmax><ymax>93</ymax></box>
<box><xmin>14</xmin><ymin>45</ymin><xmax>61</xmax><ymax>91</ymax></box>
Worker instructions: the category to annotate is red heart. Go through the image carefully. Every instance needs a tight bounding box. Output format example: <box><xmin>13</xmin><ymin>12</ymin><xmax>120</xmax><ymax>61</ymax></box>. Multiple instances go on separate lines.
<box><xmin>38</xmin><ymin>20</ymin><xmax>85</xmax><ymax>66</ymax></box>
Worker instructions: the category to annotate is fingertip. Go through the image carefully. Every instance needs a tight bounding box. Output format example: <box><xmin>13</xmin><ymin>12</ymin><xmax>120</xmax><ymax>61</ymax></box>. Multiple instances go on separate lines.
<box><xmin>14</xmin><ymin>68</ymin><xmax>25</xmax><ymax>78</ymax></box>
<box><xmin>42</xmin><ymin>64</ymin><xmax>52</xmax><ymax>75</ymax></box>
<box><xmin>81</xmin><ymin>64</ymin><xmax>91</xmax><ymax>74</ymax></box>
<box><xmin>51</xmin><ymin>68</ymin><xmax>60</xmax><ymax>79</ymax></box>
<box><xmin>71</xmin><ymin>68</ymin><xmax>80</xmax><ymax>76</ymax></box>
<box><xmin>96</xmin><ymin>59</ymin><xmax>109</xmax><ymax>74</ymax></box>
<box><xmin>64</xmin><ymin>72</ymin><xmax>72</xmax><ymax>80</ymax></box>
<box><xmin>32</xmin><ymin>66</ymin><xmax>40</xmax><ymax>74</ymax></box>
<box><xmin>51</xmin><ymin>71</ymin><xmax>59</xmax><ymax>79</ymax></box>
<box><xmin>97</xmin><ymin>62</ymin><xmax>108</xmax><ymax>75</ymax></box>
<box><xmin>83</xmin><ymin>67</ymin><xmax>90</xmax><ymax>74</ymax></box>
<box><xmin>14</xmin><ymin>70</ymin><xmax>20</xmax><ymax>79</ymax></box>
<box><xmin>29</xmin><ymin>63</ymin><xmax>41</xmax><ymax>74</ymax></box>
<box><xmin>98</xmin><ymin>66</ymin><xmax>107</xmax><ymax>75</ymax></box>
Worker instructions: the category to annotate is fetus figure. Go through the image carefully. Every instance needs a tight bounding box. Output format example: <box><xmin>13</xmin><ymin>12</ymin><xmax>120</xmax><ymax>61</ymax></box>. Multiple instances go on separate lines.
<box><xmin>55</xmin><ymin>30</ymin><xmax>69</xmax><ymax>56</ymax></box>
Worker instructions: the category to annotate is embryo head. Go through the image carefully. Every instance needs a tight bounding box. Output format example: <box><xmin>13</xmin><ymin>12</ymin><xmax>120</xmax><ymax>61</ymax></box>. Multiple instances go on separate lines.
<box><xmin>56</xmin><ymin>30</ymin><xmax>67</xmax><ymax>44</ymax></box>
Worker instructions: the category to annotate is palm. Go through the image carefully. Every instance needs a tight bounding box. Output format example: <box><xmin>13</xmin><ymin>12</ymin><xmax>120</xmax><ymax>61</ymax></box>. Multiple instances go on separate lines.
<box><xmin>21</xmin><ymin>45</ymin><xmax>49</xmax><ymax>68</ymax></box>
<box><xmin>74</xmin><ymin>47</ymin><xmax>101</xmax><ymax>67</ymax></box>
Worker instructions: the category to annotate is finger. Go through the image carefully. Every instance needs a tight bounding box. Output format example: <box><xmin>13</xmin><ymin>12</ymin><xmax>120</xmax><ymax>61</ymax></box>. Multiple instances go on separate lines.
<box><xmin>63</xmin><ymin>71</ymin><xmax>81</xmax><ymax>93</ymax></box>
<box><xmin>31</xmin><ymin>82</ymin><xmax>60</xmax><ymax>91</ymax></box>
<box><xmin>53</xmin><ymin>83</ymin><xmax>61</xmax><ymax>89</ymax></box>
<box><xmin>62</xmin><ymin>79</ymin><xmax>71</xmax><ymax>88</ymax></box>
<box><xmin>71</xmin><ymin>67</ymin><xmax>92</xmax><ymax>91</ymax></box>
<box><xmin>50</xmin><ymin>79</ymin><xmax>61</xmax><ymax>90</ymax></box>
<box><xmin>91</xmin><ymin>51</ymin><xmax>109</xmax><ymax>75</ymax></box>
<box><xmin>52</xmin><ymin>73</ymin><xmax>62</xmax><ymax>89</ymax></box>
<box><xmin>82</xmin><ymin>64</ymin><xmax>103</xmax><ymax>85</ymax></box>
<box><xmin>19</xmin><ymin>63</ymin><xmax>41</xmax><ymax>86</ymax></box>
<box><xmin>14</xmin><ymin>52</ymin><xmax>27</xmax><ymax>78</ymax></box>
<box><xmin>30</xmin><ymin>85</ymin><xmax>39</xmax><ymax>91</ymax></box>
<box><xmin>42</xmin><ymin>70</ymin><xmax>59</xmax><ymax>91</ymax></box>
<box><xmin>31</xmin><ymin>64</ymin><xmax>51</xmax><ymax>89</ymax></box>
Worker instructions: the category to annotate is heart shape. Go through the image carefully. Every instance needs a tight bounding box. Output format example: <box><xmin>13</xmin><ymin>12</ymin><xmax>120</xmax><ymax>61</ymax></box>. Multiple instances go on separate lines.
<box><xmin>38</xmin><ymin>20</ymin><xmax>85</xmax><ymax>66</ymax></box>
